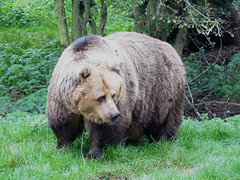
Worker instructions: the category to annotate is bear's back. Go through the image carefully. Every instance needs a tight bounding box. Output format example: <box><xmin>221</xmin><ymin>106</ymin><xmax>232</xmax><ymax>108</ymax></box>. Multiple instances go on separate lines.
<box><xmin>106</xmin><ymin>32</ymin><xmax>185</xmax><ymax>76</ymax></box>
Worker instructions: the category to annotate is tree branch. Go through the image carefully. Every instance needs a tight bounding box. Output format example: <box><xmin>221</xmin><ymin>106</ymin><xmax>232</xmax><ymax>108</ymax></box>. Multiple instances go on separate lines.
<box><xmin>189</xmin><ymin>38</ymin><xmax>222</xmax><ymax>83</ymax></box>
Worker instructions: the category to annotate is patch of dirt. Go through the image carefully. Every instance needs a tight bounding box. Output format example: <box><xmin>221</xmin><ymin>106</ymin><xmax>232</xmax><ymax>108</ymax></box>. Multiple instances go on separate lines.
<box><xmin>184</xmin><ymin>98</ymin><xmax>240</xmax><ymax>119</ymax></box>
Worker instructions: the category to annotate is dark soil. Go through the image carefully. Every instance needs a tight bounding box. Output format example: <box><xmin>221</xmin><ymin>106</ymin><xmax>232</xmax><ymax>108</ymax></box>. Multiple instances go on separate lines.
<box><xmin>184</xmin><ymin>98</ymin><xmax>240</xmax><ymax>119</ymax></box>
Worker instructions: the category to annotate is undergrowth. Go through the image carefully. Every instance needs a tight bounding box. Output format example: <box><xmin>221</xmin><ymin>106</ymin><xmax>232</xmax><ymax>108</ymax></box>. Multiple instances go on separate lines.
<box><xmin>0</xmin><ymin>0</ymin><xmax>55</xmax><ymax>28</ymax></box>
<box><xmin>0</xmin><ymin>41</ymin><xmax>61</xmax><ymax>115</ymax></box>
<box><xmin>184</xmin><ymin>50</ymin><xmax>240</xmax><ymax>98</ymax></box>
<box><xmin>0</xmin><ymin>112</ymin><xmax>240</xmax><ymax>179</ymax></box>
<box><xmin>0</xmin><ymin>0</ymin><xmax>61</xmax><ymax>115</ymax></box>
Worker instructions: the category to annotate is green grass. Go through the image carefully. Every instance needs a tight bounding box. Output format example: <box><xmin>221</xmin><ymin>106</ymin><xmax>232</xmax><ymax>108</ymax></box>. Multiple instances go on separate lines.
<box><xmin>1</xmin><ymin>111</ymin><xmax>240</xmax><ymax>179</ymax></box>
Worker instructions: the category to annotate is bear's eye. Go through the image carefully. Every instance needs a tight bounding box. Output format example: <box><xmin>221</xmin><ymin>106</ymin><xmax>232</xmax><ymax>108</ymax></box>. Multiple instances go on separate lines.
<box><xmin>97</xmin><ymin>96</ymin><xmax>106</xmax><ymax>103</ymax></box>
<box><xmin>112</xmin><ymin>94</ymin><xmax>115</xmax><ymax>99</ymax></box>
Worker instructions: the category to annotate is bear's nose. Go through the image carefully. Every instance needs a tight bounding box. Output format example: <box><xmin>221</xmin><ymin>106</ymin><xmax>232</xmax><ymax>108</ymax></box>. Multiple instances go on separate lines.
<box><xmin>111</xmin><ymin>112</ymin><xmax>120</xmax><ymax>122</ymax></box>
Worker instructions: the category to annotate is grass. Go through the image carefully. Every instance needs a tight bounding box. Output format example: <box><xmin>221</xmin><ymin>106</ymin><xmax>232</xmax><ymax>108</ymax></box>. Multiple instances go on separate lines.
<box><xmin>1</xmin><ymin>111</ymin><xmax>240</xmax><ymax>179</ymax></box>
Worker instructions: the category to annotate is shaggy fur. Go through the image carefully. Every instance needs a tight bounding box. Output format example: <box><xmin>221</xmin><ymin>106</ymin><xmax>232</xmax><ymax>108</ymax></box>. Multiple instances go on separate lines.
<box><xmin>47</xmin><ymin>32</ymin><xmax>186</xmax><ymax>159</ymax></box>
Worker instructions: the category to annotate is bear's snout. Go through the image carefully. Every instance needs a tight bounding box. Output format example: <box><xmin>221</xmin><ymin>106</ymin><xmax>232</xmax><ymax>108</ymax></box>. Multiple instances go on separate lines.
<box><xmin>111</xmin><ymin>112</ymin><xmax>120</xmax><ymax>122</ymax></box>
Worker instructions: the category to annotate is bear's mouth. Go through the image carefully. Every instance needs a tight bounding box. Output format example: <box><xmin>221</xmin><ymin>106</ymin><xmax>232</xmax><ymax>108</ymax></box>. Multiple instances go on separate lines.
<box><xmin>88</xmin><ymin>114</ymin><xmax>119</xmax><ymax>125</ymax></box>
<box><xmin>90</xmin><ymin>117</ymin><xmax>116</xmax><ymax>125</ymax></box>
<box><xmin>105</xmin><ymin>121</ymin><xmax>116</xmax><ymax>126</ymax></box>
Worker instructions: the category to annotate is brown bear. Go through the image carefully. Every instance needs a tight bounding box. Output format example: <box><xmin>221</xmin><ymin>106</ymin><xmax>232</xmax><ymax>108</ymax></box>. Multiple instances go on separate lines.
<box><xmin>47</xmin><ymin>32</ymin><xmax>186</xmax><ymax>159</ymax></box>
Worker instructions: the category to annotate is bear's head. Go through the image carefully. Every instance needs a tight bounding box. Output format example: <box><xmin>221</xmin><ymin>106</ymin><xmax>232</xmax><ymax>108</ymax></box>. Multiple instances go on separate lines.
<box><xmin>62</xmin><ymin>64</ymin><xmax>123</xmax><ymax>125</ymax></box>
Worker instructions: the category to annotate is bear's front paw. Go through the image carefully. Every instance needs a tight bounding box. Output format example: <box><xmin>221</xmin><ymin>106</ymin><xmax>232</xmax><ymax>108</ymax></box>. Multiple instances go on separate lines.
<box><xmin>86</xmin><ymin>149</ymin><xmax>103</xmax><ymax>160</ymax></box>
<box><xmin>57</xmin><ymin>138</ymin><xmax>68</xmax><ymax>149</ymax></box>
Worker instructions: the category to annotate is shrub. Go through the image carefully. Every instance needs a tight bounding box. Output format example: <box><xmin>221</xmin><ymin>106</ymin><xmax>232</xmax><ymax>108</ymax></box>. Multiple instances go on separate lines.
<box><xmin>184</xmin><ymin>52</ymin><xmax>240</xmax><ymax>98</ymax></box>
<box><xmin>0</xmin><ymin>41</ymin><xmax>61</xmax><ymax>97</ymax></box>
<box><xmin>0</xmin><ymin>0</ymin><xmax>55</xmax><ymax>27</ymax></box>
<box><xmin>0</xmin><ymin>40</ymin><xmax>61</xmax><ymax>115</ymax></box>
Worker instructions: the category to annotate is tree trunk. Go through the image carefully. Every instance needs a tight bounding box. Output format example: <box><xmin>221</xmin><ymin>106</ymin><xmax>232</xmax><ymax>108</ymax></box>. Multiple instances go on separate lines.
<box><xmin>99</xmin><ymin>0</ymin><xmax>107</xmax><ymax>36</ymax></box>
<box><xmin>146</xmin><ymin>0</ymin><xmax>168</xmax><ymax>40</ymax></box>
<box><xmin>156</xmin><ymin>0</ymin><xmax>168</xmax><ymax>41</ymax></box>
<box><xmin>174</xmin><ymin>26</ymin><xmax>188</xmax><ymax>58</ymax></box>
<box><xmin>54</xmin><ymin>0</ymin><xmax>70</xmax><ymax>48</ymax></box>
<box><xmin>82</xmin><ymin>0</ymin><xmax>91</xmax><ymax>36</ymax></box>
<box><xmin>89</xmin><ymin>11</ymin><xmax>97</xmax><ymax>34</ymax></box>
<box><xmin>131</xmin><ymin>0</ymin><xmax>147</xmax><ymax>33</ymax></box>
<box><xmin>72</xmin><ymin>0</ymin><xmax>82</xmax><ymax>41</ymax></box>
<box><xmin>132</xmin><ymin>0</ymin><xmax>169</xmax><ymax>40</ymax></box>
<box><xmin>146</xmin><ymin>0</ymin><xmax>158</xmax><ymax>36</ymax></box>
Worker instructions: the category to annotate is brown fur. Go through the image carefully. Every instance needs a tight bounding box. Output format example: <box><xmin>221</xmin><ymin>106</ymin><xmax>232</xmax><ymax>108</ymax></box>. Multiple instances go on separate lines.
<box><xmin>47</xmin><ymin>32</ymin><xmax>186</xmax><ymax>159</ymax></box>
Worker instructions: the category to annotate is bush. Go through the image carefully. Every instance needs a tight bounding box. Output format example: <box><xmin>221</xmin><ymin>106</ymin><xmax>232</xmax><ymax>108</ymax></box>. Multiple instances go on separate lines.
<box><xmin>0</xmin><ymin>41</ymin><xmax>61</xmax><ymax>97</ymax></box>
<box><xmin>0</xmin><ymin>0</ymin><xmax>55</xmax><ymax>27</ymax></box>
<box><xmin>0</xmin><ymin>40</ymin><xmax>61</xmax><ymax>115</ymax></box>
<box><xmin>184</xmin><ymin>52</ymin><xmax>240</xmax><ymax>98</ymax></box>
<box><xmin>0</xmin><ymin>88</ymin><xmax>47</xmax><ymax>115</ymax></box>
<box><xmin>208</xmin><ymin>53</ymin><xmax>240</xmax><ymax>97</ymax></box>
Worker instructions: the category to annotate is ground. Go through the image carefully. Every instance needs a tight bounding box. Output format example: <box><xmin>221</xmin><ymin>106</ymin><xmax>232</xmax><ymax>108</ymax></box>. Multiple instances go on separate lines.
<box><xmin>185</xmin><ymin>98</ymin><xmax>240</xmax><ymax>119</ymax></box>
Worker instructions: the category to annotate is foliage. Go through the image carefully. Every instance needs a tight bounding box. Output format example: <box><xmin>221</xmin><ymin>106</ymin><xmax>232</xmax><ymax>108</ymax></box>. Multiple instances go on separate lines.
<box><xmin>0</xmin><ymin>0</ymin><xmax>56</xmax><ymax>27</ymax></box>
<box><xmin>95</xmin><ymin>0</ymin><xmax>134</xmax><ymax>34</ymax></box>
<box><xmin>0</xmin><ymin>41</ymin><xmax>61</xmax><ymax>97</ymax></box>
<box><xmin>184</xmin><ymin>52</ymin><xmax>240</xmax><ymax>98</ymax></box>
<box><xmin>234</xmin><ymin>0</ymin><xmax>240</xmax><ymax>10</ymax></box>
<box><xmin>104</xmin><ymin>0</ymin><xmax>134</xmax><ymax>34</ymax></box>
<box><xmin>0</xmin><ymin>0</ymin><xmax>60</xmax><ymax>115</ymax></box>
<box><xmin>208</xmin><ymin>53</ymin><xmax>240</xmax><ymax>97</ymax></box>
<box><xmin>0</xmin><ymin>40</ymin><xmax>61</xmax><ymax>115</ymax></box>
<box><xmin>132</xmin><ymin>0</ymin><xmax>236</xmax><ymax>43</ymax></box>
<box><xmin>0</xmin><ymin>0</ymin><xmax>61</xmax><ymax>115</ymax></box>
<box><xmin>0</xmin><ymin>88</ymin><xmax>48</xmax><ymax>115</ymax></box>
<box><xmin>0</xmin><ymin>112</ymin><xmax>240</xmax><ymax>179</ymax></box>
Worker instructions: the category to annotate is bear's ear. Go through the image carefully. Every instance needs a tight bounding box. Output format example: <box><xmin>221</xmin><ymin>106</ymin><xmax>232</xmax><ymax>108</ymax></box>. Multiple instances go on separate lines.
<box><xmin>80</xmin><ymin>67</ymin><xmax>91</xmax><ymax>79</ymax></box>
<box><xmin>105</xmin><ymin>57</ymin><xmax>121</xmax><ymax>74</ymax></box>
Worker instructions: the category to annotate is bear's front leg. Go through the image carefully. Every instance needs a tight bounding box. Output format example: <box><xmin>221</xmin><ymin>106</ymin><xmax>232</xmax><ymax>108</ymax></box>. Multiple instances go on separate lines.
<box><xmin>86</xmin><ymin>135</ymin><xmax>103</xmax><ymax>160</ymax></box>
<box><xmin>47</xmin><ymin>98</ymin><xmax>84</xmax><ymax>149</ymax></box>
<box><xmin>85</xmin><ymin>122</ymin><xmax>126</xmax><ymax>160</ymax></box>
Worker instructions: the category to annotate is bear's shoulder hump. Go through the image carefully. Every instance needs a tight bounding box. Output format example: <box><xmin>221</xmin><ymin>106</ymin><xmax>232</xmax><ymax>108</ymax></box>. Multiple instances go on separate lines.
<box><xmin>72</xmin><ymin>35</ymin><xmax>102</xmax><ymax>53</ymax></box>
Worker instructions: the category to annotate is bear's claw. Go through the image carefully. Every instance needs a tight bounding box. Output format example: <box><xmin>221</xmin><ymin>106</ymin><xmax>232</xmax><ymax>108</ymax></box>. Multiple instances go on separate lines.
<box><xmin>86</xmin><ymin>149</ymin><xmax>103</xmax><ymax>160</ymax></box>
